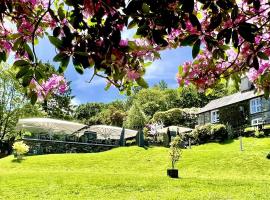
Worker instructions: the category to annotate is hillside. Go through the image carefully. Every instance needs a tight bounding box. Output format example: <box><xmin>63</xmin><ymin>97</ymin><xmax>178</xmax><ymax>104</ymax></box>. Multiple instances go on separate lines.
<box><xmin>0</xmin><ymin>138</ymin><xmax>269</xmax><ymax>200</ymax></box>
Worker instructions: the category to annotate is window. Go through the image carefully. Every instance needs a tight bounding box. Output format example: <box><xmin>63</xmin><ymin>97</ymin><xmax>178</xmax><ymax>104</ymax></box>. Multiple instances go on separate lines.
<box><xmin>211</xmin><ymin>110</ymin><xmax>219</xmax><ymax>123</ymax></box>
<box><xmin>251</xmin><ymin>118</ymin><xmax>263</xmax><ymax>126</ymax></box>
<box><xmin>250</xmin><ymin>98</ymin><xmax>262</xmax><ymax>114</ymax></box>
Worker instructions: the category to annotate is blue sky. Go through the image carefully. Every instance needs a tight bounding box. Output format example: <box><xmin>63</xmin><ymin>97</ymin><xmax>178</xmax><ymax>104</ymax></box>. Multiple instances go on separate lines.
<box><xmin>35</xmin><ymin>37</ymin><xmax>192</xmax><ymax>105</ymax></box>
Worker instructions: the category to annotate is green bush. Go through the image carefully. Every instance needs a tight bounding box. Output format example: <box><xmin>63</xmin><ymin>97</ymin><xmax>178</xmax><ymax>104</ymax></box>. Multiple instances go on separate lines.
<box><xmin>267</xmin><ymin>152</ymin><xmax>270</xmax><ymax>160</ymax></box>
<box><xmin>151</xmin><ymin>107</ymin><xmax>198</xmax><ymax>128</ymax></box>
<box><xmin>189</xmin><ymin>123</ymin><xmax>228</xmax><ymax>144</ymax></box>
<box><xmin>255</xmin><ymin>130</ymin><xmax>265</xmax><ymax>138</ymax></box>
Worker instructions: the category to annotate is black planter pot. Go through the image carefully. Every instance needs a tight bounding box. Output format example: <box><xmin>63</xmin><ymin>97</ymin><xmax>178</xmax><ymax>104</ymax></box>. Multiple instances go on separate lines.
<box><xmin>167</xmin><ymin>169</ymin><xmax>178</xmax><ymax>178</ymax></box>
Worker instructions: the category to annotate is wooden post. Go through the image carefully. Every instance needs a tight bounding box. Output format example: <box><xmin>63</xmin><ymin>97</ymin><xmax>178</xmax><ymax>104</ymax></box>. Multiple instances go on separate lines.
<box><xmin>188</xmin><ymin>138</ymin><xmax>191</xmax><ymax>149</ymax></box>
<box><xmin>239</xmin><ymin>136</ymin><xmax>243</xmax><ymax>151</ymax></box>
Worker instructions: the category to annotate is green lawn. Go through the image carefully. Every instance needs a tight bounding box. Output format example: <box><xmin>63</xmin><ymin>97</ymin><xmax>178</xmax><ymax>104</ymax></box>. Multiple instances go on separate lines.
<box><xmin>0</xmin><ymin>138</ymin><xmax>269</xmax><ymax>200</ymax></box>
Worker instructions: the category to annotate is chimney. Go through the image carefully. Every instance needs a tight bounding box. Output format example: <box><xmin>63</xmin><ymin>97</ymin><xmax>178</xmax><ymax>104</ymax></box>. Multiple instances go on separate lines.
<box><xmin>240</xmin><ymin>76</ymin><xmax>252</xmax><ymax>92</ymax></box>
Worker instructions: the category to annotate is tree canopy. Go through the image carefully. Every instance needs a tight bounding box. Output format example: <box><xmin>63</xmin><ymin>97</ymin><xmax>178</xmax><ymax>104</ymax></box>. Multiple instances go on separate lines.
<box><xmin>0</xmin><ymin>0</ymin><xmax>269</xmax><ymax>101</ymax></box>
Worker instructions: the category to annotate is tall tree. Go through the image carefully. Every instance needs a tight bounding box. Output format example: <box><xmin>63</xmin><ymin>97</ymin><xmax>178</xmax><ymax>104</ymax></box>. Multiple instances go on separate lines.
<box><xmin>125</xmin><ymin>103</ymin><xmax>147</xmax><ymax>129</ymax></box>
<box><xmin>0</xmin><ymin>66</ymin><xmax>24</xmax><ymax>141</ymax></box>
<box><xmin>44</xmin><ymin>81</ymin><xmax>75</xmax><ymax>120</ymax></box>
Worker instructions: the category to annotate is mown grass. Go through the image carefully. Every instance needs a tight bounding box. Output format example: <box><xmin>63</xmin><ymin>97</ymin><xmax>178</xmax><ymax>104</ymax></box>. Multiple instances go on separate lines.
<box><xmin>0</xmin><ymin>137</ymin><xmax>269</xmax><ymax>200</ymax></box>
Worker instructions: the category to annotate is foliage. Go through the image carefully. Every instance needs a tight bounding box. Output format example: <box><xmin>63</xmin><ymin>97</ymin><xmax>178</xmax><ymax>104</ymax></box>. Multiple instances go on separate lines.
<box><xmin>0</xmin><ymin>66</ymin><xmax>25</xmax><ymax>141</ymax></box>
<box><xmin>0</xmin><ymin>138</ymin><xmax>270</xmax><ymax>199</ymax></box>
<box><xmin>75</xmin><ymin>102</ymin><xmax>105</xmax><ymax>124</ymax></box>
<box><xmin>169</xmin><ymin>136</ymin><xmax>182</xmax><ymax>169</ymax></box>
<box><xmin>255</xmin><ymin>130</ymin><xmax>265</xmax><ymax>138</ymax></box>
<box><xmin>151</xmin><ymin>108</ymin><xmax>198</xmax><ymax>128</ymax></box>
<box><xmin>219</xmin><ymin>101</ymin><xmax>249</xmax><ymax>128</ymax></box>
<box><xmin>19</xmin><ymin>103</ymin><xmax>47</xmax><ymax>118</ymax></box>
<box><xmin>125</xmin><ymin>103</ymin><xmax>147</xmax><ymax>129</ymax></box>
<box><xmin>97</xmin><ymin>103</ymin><xmax>127</xmax><ymax>127</ymax></box>
<box><xmin>43</xmin><ymin>81</ymin><xmax>75</xmax><ymax>120</ymax></box>
<box><xmin>190</xmin><ymin>123</ymin><xmax>228</xmax><ymax>144</ymax></box>
<box><xmin>12</xmin><ymin>141</ymin><xmax>29</xmax><ymax>160</ymax></box>
<box><xmin>1</xmin><ymin>0</ymin><xmax>269</xmax><ymax>101</ymax></box>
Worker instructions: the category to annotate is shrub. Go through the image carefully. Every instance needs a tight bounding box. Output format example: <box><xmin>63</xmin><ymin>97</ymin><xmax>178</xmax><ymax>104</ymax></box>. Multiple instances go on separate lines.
<box><xmin>267</xmin><ymin>152</ymin><xmax>270</xmax><ymax>160</ymax></box>
<box><xmin>169</xmin><ymin>136</ymin><xmax>182</xmax><ymax>169</ymax></box>
<box><xmin>255</xmin><ymin>130</ymin><xmax>265</xmax><ymax>138</ymax></box>
<box><xmin>12</xmin><ymin>141</ymin><xmax>29</xmax><ymax>160</ymax></box>
<box><xmin>151</xmin><ymin>108</ymin><xmax>198</xmax><ymax>128</ymax></box>
<box><xmin>189</xmin><ymin>123</ymin><xmax>228</xmax><ymax>144</ymax></box>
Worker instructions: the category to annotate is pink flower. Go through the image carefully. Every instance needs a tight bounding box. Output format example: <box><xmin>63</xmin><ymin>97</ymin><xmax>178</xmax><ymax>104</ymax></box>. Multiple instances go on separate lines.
<box><xmin>247</xmin><ymin>68</ymin><xmax>259</xmax><ymax>82</ymax></box>
<box><xmin>119</xmin><ymin>39</ymin><xmax>128</xmax><ymax>47</ymax></box>
<box><xmin>127</xmin><ymin>70</ymin><xmax>140</xmax><ymax>81</ymax></box>
<box><xmin>30</xmin><ymin>74</ymin><xmax>68</xmax><ymax>101</ymax></box>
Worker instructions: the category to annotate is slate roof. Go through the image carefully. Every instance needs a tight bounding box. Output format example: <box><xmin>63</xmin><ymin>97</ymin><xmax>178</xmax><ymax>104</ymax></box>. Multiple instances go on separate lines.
<box><xmin>76</xmin><ymin>125</ymin><xmax>138</xmax><ymax>140</ymax></box>
<box><xmin>198</xmin><ymin>90</ymin><xmax>262</xmax><ymax>114</ymax></box>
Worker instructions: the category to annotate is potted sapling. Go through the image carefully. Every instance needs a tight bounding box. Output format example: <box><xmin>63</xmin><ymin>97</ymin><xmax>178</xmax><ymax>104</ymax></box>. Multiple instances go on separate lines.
<box><xmin>167</xmin><ymin>135</ymin><xmax>182</xmax><ymax>178</ymax></box>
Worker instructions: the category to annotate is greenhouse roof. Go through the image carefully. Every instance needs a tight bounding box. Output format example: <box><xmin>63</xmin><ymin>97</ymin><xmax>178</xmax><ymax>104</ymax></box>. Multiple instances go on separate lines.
<box><xmin>17</xmin><ymin>118</ymin><xmax>86</xmax><ymax>135</ymax></box>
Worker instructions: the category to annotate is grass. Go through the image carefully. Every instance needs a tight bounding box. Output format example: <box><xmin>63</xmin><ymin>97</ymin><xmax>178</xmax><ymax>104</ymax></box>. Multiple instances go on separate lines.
<box><xmin>0</xmin><ymin>137</ymin><xmax>269</xmax><ymax>200</ymax></box>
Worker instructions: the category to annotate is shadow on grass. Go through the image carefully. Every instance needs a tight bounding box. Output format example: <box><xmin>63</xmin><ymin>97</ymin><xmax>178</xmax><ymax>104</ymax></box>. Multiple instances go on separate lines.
<box><xmin>11</xmin><ymin>158</ymin><xmax>25</xmax><ymax>163</ymax></box>
<box><xmin>219</xmin><ymin>139</ymin><xmax>234</xmax><ymax>145</ymax></box>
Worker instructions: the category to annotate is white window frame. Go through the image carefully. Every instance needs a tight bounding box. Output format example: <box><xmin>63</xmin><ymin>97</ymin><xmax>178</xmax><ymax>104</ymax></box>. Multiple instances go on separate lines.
<box><xmin>251</xmin><ymin>118</ymin><xmax>263</xmax><ymax>126</ymax></box>
<box><xmin>250</xmin><ymin>97</ymin><xmax>262</xmax><ymax>114</ymax></box>
<box><xmin>211</xmin><ymin>110</ymin><xmax>219</xmax><ymax>123</ymax></box>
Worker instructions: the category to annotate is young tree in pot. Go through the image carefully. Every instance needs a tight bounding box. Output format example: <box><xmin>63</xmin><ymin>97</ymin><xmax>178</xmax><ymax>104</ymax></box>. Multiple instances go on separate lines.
<box><xmin>168</xmin><ymin>136</ymin><xmax>182</xmax><ymax>178</ymax></box>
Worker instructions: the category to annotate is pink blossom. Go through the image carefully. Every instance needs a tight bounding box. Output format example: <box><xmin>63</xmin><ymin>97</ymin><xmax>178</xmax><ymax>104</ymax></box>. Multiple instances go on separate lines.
<box><xmin>247</xmin><ymin>68</ymin><xmax>259</xmax><ymax>82</ymax></box>
<box><xmin>127</xmin><ymin>70</ymin><xmax>140</xmax><ymax>81</ymax></box>
<box><xmin>119</xmin><ymin>39</ymin><xmax>128</xmax><ymax>47</ymax></box>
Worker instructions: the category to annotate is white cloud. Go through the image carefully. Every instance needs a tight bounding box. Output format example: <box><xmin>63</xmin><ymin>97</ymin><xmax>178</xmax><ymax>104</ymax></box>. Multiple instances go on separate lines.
<box><xmin>71</xmin><ymin>97</ymin><xmax>81</xmax><ymax>106</ymax></box>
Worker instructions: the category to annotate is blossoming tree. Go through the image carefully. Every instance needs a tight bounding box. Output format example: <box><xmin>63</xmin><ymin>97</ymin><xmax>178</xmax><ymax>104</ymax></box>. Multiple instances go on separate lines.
<box><xmin>1</xmin><ymin>0</ymin><xmax>270</xmax><ymax>102</ymax></box>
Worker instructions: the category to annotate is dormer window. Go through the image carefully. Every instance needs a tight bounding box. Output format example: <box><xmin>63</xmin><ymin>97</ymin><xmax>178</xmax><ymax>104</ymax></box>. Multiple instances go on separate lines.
<box><xmin>211</xmin><ymin>110</ymin><xmax>219</xmax><ymax>123</ymax></box>
<box><xmin>250</xmin><ymin>97</ymin><xmax>262</xmax><ymax>114</ymax></box>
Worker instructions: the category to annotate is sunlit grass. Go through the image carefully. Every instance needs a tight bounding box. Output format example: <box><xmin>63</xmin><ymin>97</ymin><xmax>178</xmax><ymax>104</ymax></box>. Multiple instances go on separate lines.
<box><xmin>0</xmin><ymin>137</ymin><xmax>269</xmax><ymax>200</ymax></box>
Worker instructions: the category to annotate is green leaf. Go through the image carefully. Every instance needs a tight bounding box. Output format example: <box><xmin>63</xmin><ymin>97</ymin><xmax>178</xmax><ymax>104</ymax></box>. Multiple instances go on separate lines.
<box><xmin>181</xmin><ymin>34</ymin><xmax>199</xmax><ymax>46</ymax></box>
<box><xmin>74</xmin><ymin>63</ymin><xmax>84</xmax><ymax>74</ymax></box>
<box><xmin>238</xmin><ymin>23</ymin><xmax>258</xmax><ymax>43</ymax></box>
<box><xmin>105</xmin><ymin>82</ymin><xmax>111</xmax><ymax>91</ymax></box>
<box><xmin>231</xmin><ymin>5</ymin><xmax>238</xmax><ymax>21</ymax></box>
<box><xmin>22</xmin><ymin>75</ymin><xmax>32</xmax><ymax>87</ymax></box>
<box><xmin>143</xmin><ymin>62</ymin><xmax>152</xmax><ymax>67</ymax></box>
<box><xmin>0</xmin><ymin>51</ymin><xmax>7</xmax><ymax>62</ymax></box>
<box><xmin>178</xmin><ymin>65</ymin><xmax>183</xmax><ymax>75</ymax></box>
<box><xmin>136</xmin><ymin>77</ymin><xmax>148</xmax><ymax>88</ymax></box>
<box><xmin>53</xmin><ymin>52</ymin><xmax>69</xmax><ymax>62</ymax></box>
<box><xmin>205</xmin><ymin>88</ymin><xmax>213</xmax><ymax>96</ymax></box>
<box><xmin>257</xmin><ymin>52</ymin><xmax>269</xmax><ymax>60</ymax></box>
<box><xmin>74</xmin><ymin>51</ymin><xmax>89</xmax><ymax>56</ymax></box>
<box><xmin>13</xmin><ymin>59</ymin><xmax>30</xmax><ymax>67</ymax></box>
<box><xmin>12</xmin><ymin>37</ymin><xmax>23</xmax><ymax>51</ymax></box>
<box><xmin>29</xmin><ymin>92</ymin><xmax>38</xmax><ymax>105</ymax></box>
<box><xmin>58</xmin><ymin>6</ymin><xmax>65</xmax><ymax>20</ymax></box>
<box><xmin>142</xmin><ymin>3</ymin><xmax>150</xmax><ymax>13</ymax></box>
<box><xmin>208</xmin><ymin>13</ymin><xmax>222</xmax><ymax>30</ymax></box>
<box><xmin>189</xmin><ymin>14</ymin><xmax>201</xmax><ymax>30</ymax></box>
<box><xmin>128</xmin><ymin>41</ymin><xmax>137</xmax><ymax>50</ymax></box>
<box><xmin>127</xmin><ymin>20</ymin><xmax>137</xmax><ymax>29</ymax></box>
<box><xmin>24</xmin><ymin>43</ymin><xmax>34</xmax><ymax>61</ymax></box>
<box><xmin>16</xmin><ymin>67</ymin><xmax>29</xmax><ymax>79</ymax></box>
<box><xmin>192</xmin><ymin>39</ymin><xmax>201</xmax><ymax>59</ymax></box>
<box><xmin>48</xmin><ymin>36</ymin><xmax>63</xmax><ymax>49</ymax></box>
<box><xmin>58</xmin><ymin>56</ymin><xmax>70</xmax><ymax>73</ymax></box>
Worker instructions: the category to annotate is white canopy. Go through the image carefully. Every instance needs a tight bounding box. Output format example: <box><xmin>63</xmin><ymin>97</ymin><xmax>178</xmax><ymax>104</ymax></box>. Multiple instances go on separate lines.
<box><xmin>81</xmin><ymin>125</ymin><xmax>138</xmax><ymax>140</ymax></box>
<box><xmin>157</xmin><ymin>126</ymin><xmax>193</xmax><ymax>134</ymax></box>
<box><xmin>17</xmin><ymin>118</ymin><xmax>86</xmax><ymax>135</ymax></box>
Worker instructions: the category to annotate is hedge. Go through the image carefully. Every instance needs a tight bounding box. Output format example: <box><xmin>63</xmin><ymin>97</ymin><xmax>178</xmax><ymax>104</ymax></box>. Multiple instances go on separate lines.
<box><xmin>188</xmin><ymin>123</ymin><xmax>228</xmax><ymax>144</ymax></box>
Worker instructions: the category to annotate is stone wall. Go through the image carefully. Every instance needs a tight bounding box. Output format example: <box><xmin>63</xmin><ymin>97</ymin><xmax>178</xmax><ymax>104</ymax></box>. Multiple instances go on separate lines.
<box><xmin>23</xmin><ymin>139</ymin><xmax>115</xmax><ymax>155</ymax></box>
